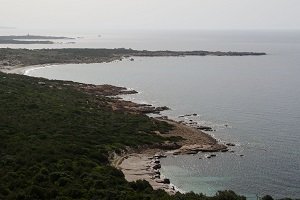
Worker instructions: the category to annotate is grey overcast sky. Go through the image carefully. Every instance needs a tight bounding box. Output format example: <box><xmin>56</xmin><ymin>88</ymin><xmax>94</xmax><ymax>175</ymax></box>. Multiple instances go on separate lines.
<box><xmin>0</xmin><ymin>0</ymin><xmax>299</xmax><ymax>30</ymax></box>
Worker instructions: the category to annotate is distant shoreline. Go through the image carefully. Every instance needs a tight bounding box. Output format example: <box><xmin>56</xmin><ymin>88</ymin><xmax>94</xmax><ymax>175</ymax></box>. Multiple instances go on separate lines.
<box><xmin>0</xmin><ymin>48</ymin><xmax>266</xmax><ymax>70</ymax></box>
<box><xmin>0</xmin><ymin>35</ymin><xmax>74</xmax><ymax>44</ymax></box>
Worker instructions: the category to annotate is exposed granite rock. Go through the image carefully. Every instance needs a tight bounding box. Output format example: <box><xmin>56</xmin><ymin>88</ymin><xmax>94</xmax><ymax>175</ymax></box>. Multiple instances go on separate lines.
<box><xmin>172</xmin><ymin>144</ymin><xmax>227</xmax><ymax>155</ymax></box>
<box><xmin>226</xmin><ymin>143</ymin><xmax>236</xmax><ymax>147</ymax></box>
<box><xmin>197</xmin><ymin>126</ymin><xmax>213</xmax><ymax>131</ymax></box>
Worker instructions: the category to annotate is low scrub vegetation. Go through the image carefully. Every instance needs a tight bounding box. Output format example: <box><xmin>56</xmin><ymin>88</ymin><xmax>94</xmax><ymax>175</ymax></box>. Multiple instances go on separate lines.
<box><xmin>0</xmin><ymin>72</ymin><xmax>275</xmax><ymax>199</ymax></box>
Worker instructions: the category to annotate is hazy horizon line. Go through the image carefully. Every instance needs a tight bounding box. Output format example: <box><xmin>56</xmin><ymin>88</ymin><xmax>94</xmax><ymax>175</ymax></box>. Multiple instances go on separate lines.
<box><xmin>1</xmin><ymin>26</ymin><xmax>300</xmax><ymax>32</ymax></box>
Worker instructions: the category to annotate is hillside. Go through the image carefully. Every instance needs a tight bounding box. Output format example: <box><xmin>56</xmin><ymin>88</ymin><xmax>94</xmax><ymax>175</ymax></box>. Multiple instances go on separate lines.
<box><xmin>0</xmin><ymin>71</ymin><xmax>249</xmax><ymax>199</ymax></box>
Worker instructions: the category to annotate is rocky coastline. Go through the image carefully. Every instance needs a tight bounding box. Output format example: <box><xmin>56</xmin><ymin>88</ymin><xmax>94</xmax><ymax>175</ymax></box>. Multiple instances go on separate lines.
<box><xmin>111</xmin><ymin>115</ymin><xmax>234</xmax><ymax>195</ymax></box>
<box><xmin>0</xmin><ymin>52</ymin><xmax>238</xmax><ymax>195</ymax></box>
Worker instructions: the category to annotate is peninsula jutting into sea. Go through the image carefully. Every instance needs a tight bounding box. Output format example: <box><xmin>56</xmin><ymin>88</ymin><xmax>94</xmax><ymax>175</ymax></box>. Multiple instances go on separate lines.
<box><xmin>0</xmin><ymin>48</ymin><xmax>266</xmax><ymax>70</ymax></box>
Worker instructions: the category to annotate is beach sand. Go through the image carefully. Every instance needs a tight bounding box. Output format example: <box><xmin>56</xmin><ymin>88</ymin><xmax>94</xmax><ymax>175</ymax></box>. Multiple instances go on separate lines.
<box><xmin>0</xmin><ymin>65</ymin><xmax>49</xmax><ymax>75</ymax></box>
<box><xmin>113</xmin><ymin>152</ymin><xmax>179</xmax><ymax>194</ymax></box>
<box><xmin>113</xmin><ymin>118</ymin><xmax>227</xmax><ymax>194</ymax></box>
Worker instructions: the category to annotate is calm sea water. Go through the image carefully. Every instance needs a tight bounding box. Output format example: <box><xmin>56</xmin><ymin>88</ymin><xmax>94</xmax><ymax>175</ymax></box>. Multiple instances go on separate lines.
<box><xmin>25</xmin><ymin>30</ymin><xmax>300</xmax><ymax>199</ymax></box>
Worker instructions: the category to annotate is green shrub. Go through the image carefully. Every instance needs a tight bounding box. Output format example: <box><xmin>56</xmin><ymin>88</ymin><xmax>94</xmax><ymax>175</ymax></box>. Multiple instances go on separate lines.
<box><xmin>262</xmin><ymin>195</ymin><xmax>274</xmax><ymax>200</ymax></box>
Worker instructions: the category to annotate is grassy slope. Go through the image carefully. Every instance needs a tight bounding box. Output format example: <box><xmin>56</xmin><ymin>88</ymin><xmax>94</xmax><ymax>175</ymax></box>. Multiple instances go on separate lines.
<box><xmin>0</xmin><ymin>72</ymin><xmax>248</xmax><ymax>200</ymax></box>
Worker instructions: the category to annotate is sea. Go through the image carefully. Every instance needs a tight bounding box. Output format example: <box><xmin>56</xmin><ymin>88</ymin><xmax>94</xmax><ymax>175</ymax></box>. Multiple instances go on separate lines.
<box><xmin>2</xmin><ymin>29</ymin><xmax>300</xmax><ymax>199</ymax></box>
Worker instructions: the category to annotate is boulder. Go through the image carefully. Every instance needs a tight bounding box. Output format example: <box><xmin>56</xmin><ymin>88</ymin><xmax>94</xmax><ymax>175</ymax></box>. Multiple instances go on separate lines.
<box><xmin>156</xmin><ymin>178</ymin><xmax>170</xmax><ymax>184</ymax></box>
<box><xmin>197</xmin><ymin>126</ymin><xmax>213</xmax><ymax>131</ymax></box>
<box><xmin>153</xmin><ymin>164</ymin><xmax>161</xmax><ymax>170</ymax></box>
<box><xmin>221</xmin><ymin>149</ymin><xmax>229</xmax><ymax>152</ymax></box>
<box><xmin>153</xmin><ymin>160</ymin><xmax>160</xmax><ymax>164</ymax></box>
<box><xmin>154</xmin><ymin>174</ymin><xmax>160</xmax><ymax>179</ymax></box>
<box><xmin>226</xmin><ymin>143</ymin><xmax>235</xmax><ymax>147</ymax></box>
<box><xmin>154</xmin><ymin>170</ymin><xmax>160</xmax><ymax>175</ymax></box>
<box><xmin>154</xmin><ymin>106</ymin><xmax>170</xmax><ymax>112</ymax></box>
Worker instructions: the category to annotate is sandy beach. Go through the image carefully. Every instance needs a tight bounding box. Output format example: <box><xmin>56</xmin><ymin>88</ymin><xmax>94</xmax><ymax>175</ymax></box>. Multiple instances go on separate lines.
<box><xmin>112</xmin><ymin>118</ymin><xmax>228</xmax><ymax>194</ymax></box>
<box><xmin>0</xmin><ymin>64</ymin><xmax>50</xmax><ymax>75</ymax></box>
<box><xmin>112</xmin><ymin>152</ymin><xmax>180</xmax><ymax>195</ymax></box>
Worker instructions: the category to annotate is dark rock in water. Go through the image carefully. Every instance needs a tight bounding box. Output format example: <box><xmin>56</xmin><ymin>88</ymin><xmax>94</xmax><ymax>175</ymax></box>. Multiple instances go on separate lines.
<box><xmin>197</xmin><ymin>126</ymin><xmax>213</xmax><ymax>131</ymax></box>
<box><xmin>205</xmin><ymin>154</ymin><xmax>216</xmax><ymax>159</ymax></box>
<box><xmin>164</xmin><ymin>178</ymin><xmax>171</xmax><ymax>184</ymax></box>
<box><xmin>153</xmin><ymin>164</ymin><xmax>161</xmax><ymax>170</ymax></box>
<box><xmin>221</xmin><ymin>149</ymin><xmax>229</xmax><ymax>152</ymax></box>
<box><xmin>192</xmin><ymin>113</ymin><xmax>198</xmax><ymax>116</ymax></box>
<box><xmin>156</xmin><ymin>178</ymin><xmax>170</xmax><ymax>184</ymax></box>
<box><xmin>140</xmin><ymin>104</ymin><xmax>152</xmax><ymax>107</ymax></box>
<box><xmin>229</xmin><ymin>150</ymin><xmax>235</xmax><ymax>153</ymax></box>
<box><xmin>130</xmin><ymin>58</ymin><xmax>134</xmax><ymax>61</ymax></box>
<box><xmin>154</xmin><ymin>160</ymin><xmax>160</xmax><ymax>164</ymax></box>
<box><xmin>226</xmin><ymin>143</ymin><xmax>235</xmax><ymax>147</ymax></box>
<box><xmin>134</xmin><ymin>105</ymin><xmax>169</xmax><ymax>114</ymax></box>
<box><xmin>240</xmin><ymin>154</ymin><xmax>244</xmax><ymax>157</ymax></box>
<box><xmin>186</xmin><ymin>150</ymin><xmax>198</xmax><ymax>155</ymax></box>
<box><xmin>154</xmin><ymin>174</ymin><xmax>160</xmax><ymax>179</ymax></box>
<box><xmin>154</xmin><ymin>106</ymin><xmax>170</xmax><ymax>112</ymax></box>
<box><xmin>200</xmin><ymin>149</ymin><xmax>220</xmax><ymax>152</ymax></box>
<box><xmin>154</xmin><ymin>170</ymin><xmax>161</xmax><ymax>175</ymax></box>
